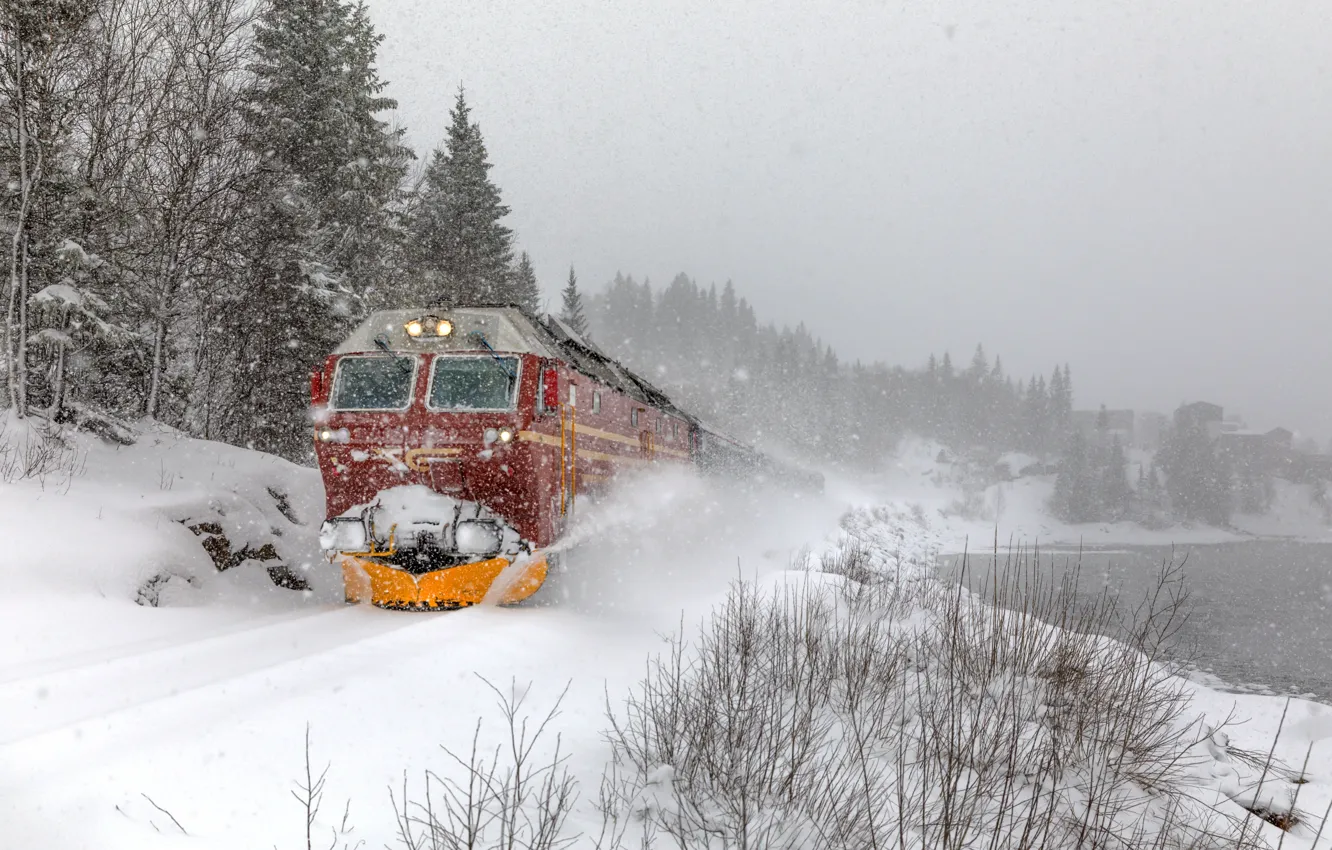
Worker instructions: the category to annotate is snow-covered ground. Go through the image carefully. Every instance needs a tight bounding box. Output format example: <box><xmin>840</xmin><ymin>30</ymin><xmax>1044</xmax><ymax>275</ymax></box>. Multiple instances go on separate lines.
<box><xmin>1</xmin><ymin>425</ymin><xmax>1328</xmax><ymax>848</ymax></box>
<box><xmin>0</xmin><ymin>421</ymin><xmax>842</xmax><ymax>847</ymax></box>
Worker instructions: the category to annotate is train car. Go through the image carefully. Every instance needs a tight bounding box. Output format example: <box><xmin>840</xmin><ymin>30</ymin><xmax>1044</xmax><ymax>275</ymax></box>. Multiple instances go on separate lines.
<box><xmin>312</xmin><ymin>305</ymin><xmax>700</xmax><ymax>609</ymax></box>
<box><xmin>694</xmin><ymin>424</ymin><xmax>826</xmax><ymax>493</ymax></box>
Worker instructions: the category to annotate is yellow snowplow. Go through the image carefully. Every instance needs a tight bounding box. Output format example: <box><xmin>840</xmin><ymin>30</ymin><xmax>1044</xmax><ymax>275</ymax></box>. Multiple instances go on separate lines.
<box><xmin>340</xmin><ymin>552</ymin><xmax>549</xmax><ymax>610</ymax></box>
<box><xmin>318</xmin><ymin>487</ymin><xmax>551</xmax><ymax>610</ymax></box>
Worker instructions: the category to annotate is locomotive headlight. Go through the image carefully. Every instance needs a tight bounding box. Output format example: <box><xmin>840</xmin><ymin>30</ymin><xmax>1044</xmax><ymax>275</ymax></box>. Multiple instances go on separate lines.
<box><xmin>455</xmin><ymin>520</ymin><xmax>501</xmax><ymax>555</ymax></box>
<box><xmin>319</xmin><ymin>517</ymin><xmax>368</xmax><ymax>553</ymax></box>
<box><xmin>317</xmin><ymin>427</ymin><xmax>350</xmax><ymax>443</ymax></box>
<box><xmin>436</xmin><ymin>319</ymin><xmax>453</xmax><ymax>337</ymax></box>
<box><xmin>404</xmin><ymin>319</ymin><xmax>424</xmax><ymax>337</ymax></box>
<box><xmin>498</xmin><ymin>427</ymin><xmax>513</xmax><ymax>443</ymax></box>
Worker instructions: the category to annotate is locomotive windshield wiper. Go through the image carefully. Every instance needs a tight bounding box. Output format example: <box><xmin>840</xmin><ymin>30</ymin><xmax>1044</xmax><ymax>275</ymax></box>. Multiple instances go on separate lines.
<box><xmin>468</xmin><ymin>331</ymin><xmax>517</xmax><ymax>381</ymax></box>
<box><xmin>373</xmin><ymin>333</ymin><xmax>413</xmax><ymax>375</ymax></box>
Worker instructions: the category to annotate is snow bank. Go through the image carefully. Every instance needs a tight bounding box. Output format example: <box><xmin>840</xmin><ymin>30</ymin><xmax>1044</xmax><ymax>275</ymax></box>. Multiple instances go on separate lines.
<box><xmin>0</xmin><ymin>419</ymin><xmax>333</xmax><ymax>677</ymax></box>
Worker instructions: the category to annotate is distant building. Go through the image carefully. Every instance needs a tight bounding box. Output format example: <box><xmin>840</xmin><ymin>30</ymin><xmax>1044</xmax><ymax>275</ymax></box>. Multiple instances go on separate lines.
<box><xmin>1217</xmin><ymin>427</ymin><xmax>1296</xmax><ymax>478</ymax></box>
<box><xmin>1298</xmin><ymin>454</ymin><xmax>1332</xmax><ymax>482</ymax></box>
<box><xmin>1135</xmin><ymin>411</ymin><xmax>1167</xmax><ymax>451</ymax></box>
<box><xmin>1071</xmin><ymin>408</ymin><xmax>1134</xmax><ymax>448</ymax></box>
<box><xmin>1174</xmin><ymin>401</ymin><xmax>1224</xmax><ymax>440</ymax></box>
<box><xmin>1267</xmin><ymin>427</ymin><xmax>1294</xmax><ymax>448</ymax></box>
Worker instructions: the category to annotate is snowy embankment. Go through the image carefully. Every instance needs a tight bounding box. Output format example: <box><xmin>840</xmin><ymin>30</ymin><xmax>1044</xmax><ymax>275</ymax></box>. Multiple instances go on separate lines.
<box><xmin>1</xmin><ymin>424</ymin><xmax>1328</xmax><ymax>848</ymax></box>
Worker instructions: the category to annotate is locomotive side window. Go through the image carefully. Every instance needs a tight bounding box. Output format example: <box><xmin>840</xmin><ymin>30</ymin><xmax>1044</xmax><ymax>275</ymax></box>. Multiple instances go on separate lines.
<box><xmin>631</xmin><ymin>409</ymin><xmax>639</xmax><ymax>427</ymax></box>
<box><xmin>592</xmin><ymin>391</ymin><xmax>601</xmax><ymax>414</ymax></box>
<box><xmin>428</xmin><ymin>356</ymin><xmax>519</xmax><ymax>411</ymax></box>
<box><xmin>330</xmin><ymin>355</ymin><xmax>416</xmax><ymax>410</ymax></box>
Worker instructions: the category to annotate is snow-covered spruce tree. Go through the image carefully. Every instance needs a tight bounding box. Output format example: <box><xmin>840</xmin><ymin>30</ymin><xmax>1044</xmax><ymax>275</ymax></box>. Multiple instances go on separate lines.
<box><xmin>1158</xmin><ymin>420</ymin><xmax>1233</xmax><ymax>525</ymax></box>
<box><xmin>1051</xmin><ymin>429</ymin><xmax>1095</xmax><ymax>522</ymax></box>
<box><xmin>231</xmin><ymin>0</ymin><xmax>412</xmax><ymax>458</ymax></box>
<box><xmin>1101</xmin><ymin>434</ymin><xmax>1132</xmax><ymax>518</ymax></box>
<box><xmin>28</xmin><ymin>239</ymin><xmax>136</xmax><ymax>433</ymax></box>
<box><xmin>407</xmin><ymin>89</ymin><xmax>514</xmax><ymax>306</ymax></box>
<box><xmin>559</xmin><ymin>265</ymin><xmax>588</xmax><ymax>337</ymax></box>
<box><xmin>511</xmin><ymin>251</ymin><xmax>540</xmax><ymax>314</ymax></box>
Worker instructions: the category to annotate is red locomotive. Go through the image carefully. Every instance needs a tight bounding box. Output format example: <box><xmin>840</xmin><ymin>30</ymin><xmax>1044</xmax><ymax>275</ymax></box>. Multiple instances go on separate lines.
<box><xmin>312</xmin><ymin>305</ymin><xmax>818</xmax><ymax>609</ymax></box>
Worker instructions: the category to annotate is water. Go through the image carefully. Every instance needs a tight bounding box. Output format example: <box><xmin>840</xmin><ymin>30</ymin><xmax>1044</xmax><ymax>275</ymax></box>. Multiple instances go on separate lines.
<box><xmin>940</xmin><ymin>540</ymin><xmax>1332</xmax><ymax>701</ymax></box>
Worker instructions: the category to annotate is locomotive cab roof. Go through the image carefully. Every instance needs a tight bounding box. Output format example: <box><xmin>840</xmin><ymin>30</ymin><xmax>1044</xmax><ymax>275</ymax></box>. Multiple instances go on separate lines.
<box><xmin>336</xmin><ymin>305</ymin><xmax>694</xmax><ymax>422</ymax></box>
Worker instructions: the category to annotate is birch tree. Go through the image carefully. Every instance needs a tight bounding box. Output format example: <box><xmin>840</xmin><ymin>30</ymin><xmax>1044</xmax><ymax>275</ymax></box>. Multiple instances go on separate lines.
<box><xmin>0</xmin><ymin>0</ymin><xmax>96</xmax><ymax>418</ymax></box>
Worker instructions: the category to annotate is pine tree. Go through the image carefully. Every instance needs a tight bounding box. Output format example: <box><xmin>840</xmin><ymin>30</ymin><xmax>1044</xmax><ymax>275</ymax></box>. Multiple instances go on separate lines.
<box><xmin>511</xmin><ymin>251</ymin><xmax>540</xmax><ymax>313</ymax></box>
<box><xmin>1159</xmin><ymin>421</ymin><xmax>1232</xmax><ymax>525</ymax></box>
<box><xmin>1100</xmin><ymin>436</ymin><xmax>1131</xmax><ymax>519</ymax></box>
<box><xmin>1052</xmin><ymin>429</ymin><xmax>1095</xmax><ymax>522</ymax></box>
<box><xmin>409</xmin><ymin>89</ymin><xmax>514</xmax><ymax>305</ymax></box>
<box><xmin>1056</xmin><ymin>364</ymin><xmax>1074</xmax><ymax>423</ymax></box>
<box><xmin>233</xmin><ymin>0</ymin><xmax>411</xmax><ymax>458</ymax></box>
<box><xmin>560</xmin><ymin>266</ymin><xmax>588</xmax><ymax>337</ymax></box>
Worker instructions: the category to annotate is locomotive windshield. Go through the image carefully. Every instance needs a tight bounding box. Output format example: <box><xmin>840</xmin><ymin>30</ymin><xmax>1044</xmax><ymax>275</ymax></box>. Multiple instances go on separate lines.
<box><xmin>330</xmin><ymin>355</ymin><xmax>416</xmax><ymax>410</ymax></box>
<box><xmin>428</xmin><ymin>355</ymin><xmax>519</xmax><ymax>410</ymax></box>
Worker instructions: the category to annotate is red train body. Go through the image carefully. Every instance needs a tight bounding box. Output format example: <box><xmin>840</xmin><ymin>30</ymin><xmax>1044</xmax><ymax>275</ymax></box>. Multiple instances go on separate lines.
<box><xmin>311</xmin><ymin>305</ymin><xmax>819</xmax><ymax>609</ymax></box>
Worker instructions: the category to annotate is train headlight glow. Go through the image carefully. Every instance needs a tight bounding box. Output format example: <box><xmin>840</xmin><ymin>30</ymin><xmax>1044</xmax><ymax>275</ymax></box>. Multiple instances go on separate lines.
<box><xmin>436</xmin><ymin>319</ymin><xmax>453</xmax><ymax>337</ymax></box>
<box><xmin>317</xmin><ymin>427</ymin><xmax>349</xmax><ymax>443</ymax></box>
<box><xmin>455</xmin><ymin>520</ymin><xmax>502</xmax><ymax>555</ymax></box>
<box><xmin>404</xmin><ymin>319</ymin><xmax>424</xmax><ymax>337</ymax></box>
<box><xmin>498</xmin><ymin>428</ymin><xmax>513</xmax><ymax>443</ymax></box>
<box><xmin>319</xmin><ymin>517</ymin><xmax>367</xmax><ymax>553</ymax></box>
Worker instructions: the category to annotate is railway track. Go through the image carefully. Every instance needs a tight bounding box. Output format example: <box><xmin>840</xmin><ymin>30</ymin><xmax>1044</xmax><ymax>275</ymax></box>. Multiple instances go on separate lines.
<box><xmin>0</xmin><ymin>605</ymin><xmax>412</xmax><ymax>748</ymax></box>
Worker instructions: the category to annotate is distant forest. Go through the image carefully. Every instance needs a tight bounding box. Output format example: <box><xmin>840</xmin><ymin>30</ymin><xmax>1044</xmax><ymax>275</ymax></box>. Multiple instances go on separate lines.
<box><xmin>583</xmin><ymin>276</ymin><xmax>1332</xmax><ymax>529</ymax></box>
<box><xmin>585</xmin><ymin>272</ymin><xmax>1075</xmax><ymax>468</ymax></box>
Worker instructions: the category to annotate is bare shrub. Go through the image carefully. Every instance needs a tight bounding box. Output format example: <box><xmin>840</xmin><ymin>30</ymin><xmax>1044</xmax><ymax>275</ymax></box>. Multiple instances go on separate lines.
<box><xmin>905</xmin><ymin>548</ymin><xmax>1251</xmax><ymax>849</ymax></box>
<box><xmin>289</xmin><ymin>725</ymin><xmax>361</xmax><ymax>850</ymax></box>
<box><xmin>0</xmin><ymin>417</ymin><xmax>85</xmax><ymax>489</ymax></box>
<box><xmin>943</xmin><ymin>489</ymin><xmax>990</xmax><ymax>523</ymax></box>
<box><xmin>391</xmin><ymin>678</ymin><xmax>578</xmax><ymax>850</ymax></box>
<box><xmin>819</xmin><ymin>537</ymin><xmax>876</xmax><ymax>585</ymax></box>
<box><xmin>602</xmin><ymin>577</ymin><xmax>910</xmax><ymax>849</ymax></box>
<box><xmin>599</xmin><ymin>540</ymin><xmax>1271</xmax><ymax>850</ymax></box>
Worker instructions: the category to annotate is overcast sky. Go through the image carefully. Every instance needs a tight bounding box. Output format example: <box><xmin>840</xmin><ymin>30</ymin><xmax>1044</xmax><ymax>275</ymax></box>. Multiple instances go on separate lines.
<box><xmin>366</xmin><ymin>0</ymin><xmax>1332</xmax><ymax>441</ymax></box>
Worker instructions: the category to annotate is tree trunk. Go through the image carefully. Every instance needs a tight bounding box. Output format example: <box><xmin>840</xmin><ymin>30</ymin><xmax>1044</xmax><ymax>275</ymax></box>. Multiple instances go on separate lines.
<box><xmin>145</xmin><ymin>312</ymin><xmax>168</xmax><ymax>419</ymax></box>
<box><xmin>48</xmin><ymin>338</ymin><xmax>66</xmax><ymax>420</ymax></box>
<box><xmin>17</xmin><ymin>234</ymin><xmax>29</xmax><ymax>418</ymax></box>
<box><xmin>5</xmin><ymin>40</ymin><xmax>30</xmax><ymax>418</ymax></box>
